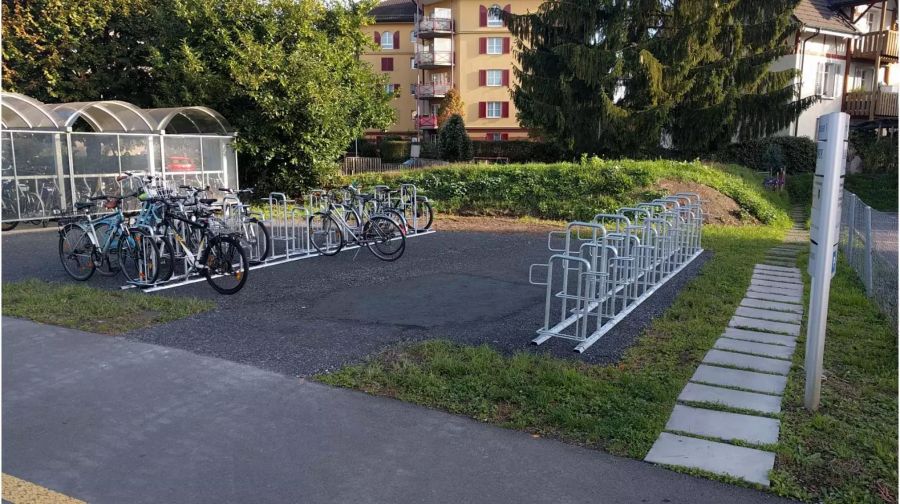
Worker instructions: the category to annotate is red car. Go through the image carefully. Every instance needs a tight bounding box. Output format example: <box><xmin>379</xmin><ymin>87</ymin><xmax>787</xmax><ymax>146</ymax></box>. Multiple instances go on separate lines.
<box><xmin>166</xmin><ymin>156</ymin><xmax>196</xmax><ymax>172</ymax></box>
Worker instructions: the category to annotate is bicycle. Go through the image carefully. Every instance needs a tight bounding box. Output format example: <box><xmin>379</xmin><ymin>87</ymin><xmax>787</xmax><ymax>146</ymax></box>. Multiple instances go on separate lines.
<box><xmin>219</xmin><ymin>186</ymin><xmax>271</xmax><ymax>264</ymax></box>
<box><xmin>308</xmin><ymin>187</ymin><xmax>406</xmax><ymax>261</ymax></box>
<box><xmin>377</xmin><ymin>184</ymin><xmax>433</xmax><ymax>232</ymax></box>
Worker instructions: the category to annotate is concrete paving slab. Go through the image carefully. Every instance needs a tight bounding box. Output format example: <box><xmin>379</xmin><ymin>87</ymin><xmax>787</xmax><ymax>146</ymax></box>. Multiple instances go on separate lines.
<box><xmin>755</xmin><ymin>264</ymin><xmax>800</xmax><ymax>274</ymax></box>
<box><xmin>734</xmin><ymin>307</ymin><xmax>802</xmax><ymax>324</ymax></box>
<box><xmin>740</xmin><ymin>298</ymin><xmax>804</xmax><ymax>314</ymax></box>
<box><xmin>644</xmin><ymin>433</ymin><xmax>776</xmax><ymax>486</ymax></box>
<box><xmin>691</xmin><ymin>364</ymin><xmax>787</xmax><ymax>395</ymax></box>
<box><xmin>723</xmin><ymin>328</ymin><xmax>796</xmax><ymax>347</ymax></box>
<box><xmin>751</xmin><ymin>274</ymin><xmax>802</xmax><ymax>285</ymax></box>
<box><xmin>664</xmin><ymin>405</ymin><xmax>780</xmax><ymax>445</ymax></box>
<box><xmin>761</xmin><ymin>261</ymin><xmax>796</xmax><ymax>268</ymax></box>
<box><xmin>678</xmin><ymin>382</ymin><xmax>783</xmax><ymax>414</ymax></box>
<box><xmin>746</xmin><ymin>287</ymin><xmax>802</xmax><ymax>303</ymax></box>
<box><xmin>703</xmin><ymin>349</ymin><xmax>792</xmax><ymax>375</ymax></box>
<box><xmin>749</xmin><ymin>280</ymin><xmax>803</xmax><ymax>294</ymax></box>
<box><xmin>715</xmin><ymin>338</ymin><xmax>794</xmax><ymax>360</ymax></box>
<box><xmin>766</xmin><ymin>249</ymin><xmax>799</xmax><ymax>257</ymax></box>
<box><xmin>752</xmin><ymin>268</ymin><xmax>801</xmax><ymax>280</ymax></box>
<box><xmin>729</xmin><ymin>316</ymin><xmax>801</xmax><ymax>337</ymax></box>
<box><xmin>744</xmin><ymin>290</ymin><xmax>803</xmax><ymax>304</ymax></box>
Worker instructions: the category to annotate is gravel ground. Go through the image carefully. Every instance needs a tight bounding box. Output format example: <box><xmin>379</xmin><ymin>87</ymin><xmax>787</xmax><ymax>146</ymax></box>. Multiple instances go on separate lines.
<box><xmin>1</xmin><ymin>226</ymin><xmax>708</xmax><ymax>377</ymax></box>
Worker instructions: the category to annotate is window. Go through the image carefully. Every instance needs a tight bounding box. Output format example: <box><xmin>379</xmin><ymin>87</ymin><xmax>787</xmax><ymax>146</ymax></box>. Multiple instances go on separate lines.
<box><xmin>385</xmin><ymin>84</ymin><xmax>399</xmax><ymax>97</ymax></box>
<box><xmin>486</xmin><ymin>70</ymin><xmax>502</xmax><ymax>86</ymax></box>
<box><xmin>815</xmin><ymin>61</ymin><xmax>842</xmax><ymax>98</ymax></box>
<box><xmin>487</xmin><ymin>37</ymin><xmax>503</xmax><ymax>54</ymax></box>
<box><xmin>486</xmin><ymin>101</ymin><xmax>502</xmax><ymax>118</ymax></box>
<box><xmin>865</xmin><ymin>11</ymin><xmax>877</xmax><ymax>32</ymax></box>
<box><xmin>410</xmin><ymin>57</ymin><xmax>416</xmax><ymax>69</ymax></box>
<box><xmin>381</xmin><ymin>57</ymin><xmax>394</xmax><ymax>71</ymax></box>
<box><xmin>488</xmin><ymin>132</ymin><xmax>503</xmax><ymax>141</ymax></box>
<box><xmin>381</xmin><ymin>31</ymin><xmax>394</xmax><ymax>49</ymax></box>
<box><xmin>487</xmin><ymin>4</ymin><xmax>503</xmax><ymax>27</ymax></box>
<box><xmin>855</xmin><ymin>67</ymin><xmax>874</xmax><ymax>90</ymax></box>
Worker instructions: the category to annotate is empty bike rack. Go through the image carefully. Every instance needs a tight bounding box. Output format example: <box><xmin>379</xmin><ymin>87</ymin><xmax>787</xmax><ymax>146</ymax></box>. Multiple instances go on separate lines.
<box><xmin>529</xmin><ymin>193</ymin><xmax>703</xmax><ymax>352</ymax></box>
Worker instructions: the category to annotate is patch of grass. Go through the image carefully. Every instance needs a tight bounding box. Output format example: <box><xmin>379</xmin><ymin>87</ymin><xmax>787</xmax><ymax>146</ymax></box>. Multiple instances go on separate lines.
<box><xmin>346</xmin><ymin>159</ymin><xmax>792</xmax><ymax>227</ymax></box>
<box><xmin>2</xmin><ymin>279</ymin><xmax>214</xmax><ymax>334</ymax></box>
<box><xmin>319</xmin><ymin>224</ymin><xmax>784</xmax><ymax>458</ymax></box>
<box><xmin>844</xmin><ymin>173</ymin><xmax>898</xmax><ymax>212</ymax></box>
<box><xmin>771</xmin><ymin>252</ymin><xmax>898</xmax><ymax>503</ymax></box>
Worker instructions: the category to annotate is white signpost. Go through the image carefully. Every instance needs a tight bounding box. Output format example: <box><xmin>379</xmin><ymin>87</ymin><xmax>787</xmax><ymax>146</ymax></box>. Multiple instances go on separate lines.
<box><xmin>804</xmin><ymin>111</ymin><xmax>848</xmax><ymax>411</ymax></box>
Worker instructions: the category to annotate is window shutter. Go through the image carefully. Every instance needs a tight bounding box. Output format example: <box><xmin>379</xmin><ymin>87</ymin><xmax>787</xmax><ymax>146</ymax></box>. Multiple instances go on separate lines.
<box><xmin>374</xmin><ymin>32</ymin><xmax>380</xmax><ymax>45</ymax></box>
<box><xmin>479</xmin><ymin>37</ymin><xmax>486</xmax><ymax>54</ymax></box>
<box><xmin>503</xmin><ymin>4</ymin><xmax>511</xmax><ymax>26</ymax></box>
<box><xmin>502</xmin><ymin>69</ymin><xmax>509</xmax><ymax>86</ymax></box>
<box><xmin>502</xmin><ymin>37</ymin><xmax>510</xmax><ymax>54</ymax></box>
<box><xmin>479</xmin><ymin>5</ymin><xmax>487</xmax><ymax>27</ymax></box>
<box><xmin>501</xmin><ymin>101</ymin><xmax>509</xmax><ymax>118</ymax></box>
<box><xmin>382</xmin><ymin>58</ymin><xmax>393</xmax><ymax>71</ymax></box>
<box><xmin>815</xmin><ymin>62</ymin><xmax>824</xmax><ymax>95</ymax></box>
<box><xmin>486</xmin><ymin>133</ymin><xmax>493</xmax><ymax>140</ymax></box>
<box><xmin>501</xmin><ymin>133</ymin><xmax>509</xmax><ymax>140</ymax></box>
<box><xmin>394</xmin><ymin>31</ymin><xmax>400</xmax><ymax>50</ymax></box>
<box><xmin>479</xmin><ymin>70</ymin><xmax>486</xmax><ymax>86</ymax></box>
<box><xmin>478</xmin><ymin>102</ymin><xmax>486</xmax><ymax>118</ymax></box>
<box><xmin>393</xmin><ymin>83</ymin><xmax>399</xmax><ymax>95</ymax></box>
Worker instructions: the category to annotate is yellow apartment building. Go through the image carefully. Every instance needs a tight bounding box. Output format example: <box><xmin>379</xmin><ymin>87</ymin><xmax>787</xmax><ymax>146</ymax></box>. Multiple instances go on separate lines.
<box><xmin>361</xmin><ymin>0</ymin><xmax>542</xmax><ymax>141</ymax></box>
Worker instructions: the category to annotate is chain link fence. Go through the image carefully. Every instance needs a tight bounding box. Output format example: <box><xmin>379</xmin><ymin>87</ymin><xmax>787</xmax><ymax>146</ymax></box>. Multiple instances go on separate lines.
<box><xmin>840</xmin><ymin>190</ymin><xmax>898</xmax><ymax>324</ymax></box>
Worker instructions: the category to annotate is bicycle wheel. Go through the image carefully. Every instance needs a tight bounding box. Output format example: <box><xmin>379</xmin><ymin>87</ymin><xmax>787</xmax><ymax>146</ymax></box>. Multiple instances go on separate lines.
<box><xmin>365</xmin><ymin>216</ymin><xmax>405</xmax><ymax>261</ymax></box>
<box><xmin>119</xmin><ymin>228</ymin><xmax>160</xmax><ymax>285</ymax></box>
<box><xmin>26</xmin><ymin>193</ymin><xmax>46</xmax><ymax>226</ymax></box>
<box><xmin>2</xmin><ymin>221</ymin><xmax>18</xmax><ymax>231</ymax></box>
<box><xmin>340</xmin><ymin>205</ymin><xmax>361</xmax><ymax>232</ymax></box>
<box><xmin>94</xmin><ymin>222</ymin><xmax>121</xmax><ymax>277</ymax></box>
<box><xmin>382</xmin><ymin>208</ymin><xmax>408</xmax><ymax>233</ymax></box>
<box><xmin>309</xmin><ymin>212</ymin><xmax>343</xmax><ymax>256</ymax></box>
<box><xmin>401</xmin><ymin>199</ymin><xmax>433</xmax><ymax>232</ymax></box>
<box><xmin>203</xmin><ymin>235</ymin><xmax>249</xmax><ymax>295</ymax></box>
<box><xmin>58</xmin><ymin>224</ymin><xmax>96</xmax><ymax>280</ymax></box>
<box><xmin>156</xmin><ymin>235</ymin><xmax>177</xmax><ymax>282</ymax></box>
<box><xmin>243</xmin><ymin>218</ymin><xmax>270</xmax><ymax>264</ymax></box>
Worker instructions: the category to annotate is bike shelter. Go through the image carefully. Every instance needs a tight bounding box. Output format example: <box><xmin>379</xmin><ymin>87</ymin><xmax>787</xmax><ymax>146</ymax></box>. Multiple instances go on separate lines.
<box><xmin>1</xmin><ymin>92</ymin><xmax>238</xmax><ymax>225</ymax></box>
<box><xmin>529</xmin><ymin>193</ymin><xmax>704</xmax><ymax>352</ymax></box>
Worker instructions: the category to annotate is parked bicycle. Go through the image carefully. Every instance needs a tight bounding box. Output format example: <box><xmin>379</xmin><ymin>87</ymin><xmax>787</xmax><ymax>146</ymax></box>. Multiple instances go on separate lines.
<box><xmin>219</xmin><ymin>186</ymin><xmax>270</xmax><ymax>264</ymax></box>
<box><xmin>309</xmin><ymin>186</ymin><xmax>406</xmax><ymax>261</ymax></box>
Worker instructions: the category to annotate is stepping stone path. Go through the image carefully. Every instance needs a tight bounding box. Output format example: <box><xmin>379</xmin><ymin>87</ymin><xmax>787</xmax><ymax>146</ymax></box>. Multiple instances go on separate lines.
<box><xmin>645</xmin><ymin>208</ymin><xmax>807</xmax><ymax>487</ymax></box>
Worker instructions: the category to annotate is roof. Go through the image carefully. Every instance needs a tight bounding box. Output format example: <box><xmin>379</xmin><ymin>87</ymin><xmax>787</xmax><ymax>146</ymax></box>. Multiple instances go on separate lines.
<box><xmin>793</xmin><ymin>0</ymin><xmax>858</xmax><ymax>35</ymax></box>
<box><xmin>369</xmin><ymin>0</ymin><xmax>417</xmax><ymax>23</ymax></box>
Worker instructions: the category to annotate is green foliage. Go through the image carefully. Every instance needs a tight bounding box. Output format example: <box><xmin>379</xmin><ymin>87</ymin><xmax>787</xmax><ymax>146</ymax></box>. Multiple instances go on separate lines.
<box><xmin>762</xmin><ymin>143</ymin><xmax>786</xmax><ymax>173</ymax></box>
<box><xmin>438</xmin><ymin>114</ymin><xmax>473</xmax><ymax>162</ymax></box>
<box><xmin>2</xmin><ymin>279</ymin><xmax>213</xmax><ymax>334</ymax></box>
<box><xmin>720</xmin><ymin>136</ymin><xmax>817</xmax><ymax>174</ymax></box>
<box><xmin>380</xmin><ymin>139</ymin><xmax>411</xmax><ymax>163</ymax></box>
<box><xmin>348</xmin><ymin>159</ymin><xmax>791</xmax><ymax>226</ymax></box>
<box><xmin>437</xmin><ymin>87</ymin><xmax>465</xmax><ymax>126</ymax></box>
<box><xmin>319</xmin><ymin>224</ymin><xmax>785</xmax><ymax>458</ymax></box>
<box><xmin>348</xmin><ymin>138</ymin><xmax>379</xmax><ymax>158</ymax></box>
<box><xmin>844</xmin><ymin>173</ymin><xmax>899</xmax><ymax>212</ymax></box>
<box><xmin>420</xmin><ymin>140</ymin><xmax>441</xmax><ymax>159</ymax></box>
<box><xmin>472</xmin><ymin>140</ymin><xmax>567</xmax><ymax>163</ymax></box>
<box><xmin>850</xmin><ymin>131</ymin><xmax>898</xmax><ymax>174</ymax></box>
<box><xmin>503</xmin><ymin>0</ymin><xmax>814</xmax><ymax>157</ymax></box>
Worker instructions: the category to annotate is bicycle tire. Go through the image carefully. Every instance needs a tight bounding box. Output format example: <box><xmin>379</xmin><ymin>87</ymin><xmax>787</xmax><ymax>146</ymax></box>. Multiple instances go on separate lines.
<box><xmin>2</xmin><ymin>221</ymin><xmax>18</xmax><ymax>231</ymax></box>
<box><xmin>245</xmin><ymin>218</ymin><xmax>270</xmax><ymax>263</ymax></box>
<box><xmin>118</xmin><ymin>228</ymin><xmax>160</xmax><ymax>286</ymax></box>
<box><xmin>58</xmin><ymin>223</ymin><xmax>96</xmax><ymax>281</ymax></box>
<box><xmin>93</xmin><ymin>222</ymin><xmax>121</xmax><ymax>277</ymax></box>
<box><xmin>365</xmin><ymin>216</ymin><xmax>405</xmax><ymax>261</ymax></box>
<box><xmin>309</xmin><ymin>212</ymin><xmax>344</xmax><ymax>256</ymax></box>
<box><xmin>203</xmin><ymin>235</ymin><xmax>249</xmax><ymax>295</ymax></box>
<box><xmin>157</xmin><ymin>236</ymin><xmax>177</xmax><ymax>282</ymax></box>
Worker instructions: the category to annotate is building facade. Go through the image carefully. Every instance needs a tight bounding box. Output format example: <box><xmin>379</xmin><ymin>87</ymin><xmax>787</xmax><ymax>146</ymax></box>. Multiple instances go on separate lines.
<box><xmin>361</xmin><ymin>0</ymin><xmax>541</xmax><ymax>141</ymax></box>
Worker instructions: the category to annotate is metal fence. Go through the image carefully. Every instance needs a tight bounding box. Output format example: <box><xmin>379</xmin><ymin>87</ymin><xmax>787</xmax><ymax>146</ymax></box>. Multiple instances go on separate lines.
<box><xmin>840</xmin><ymin>190</ymin><xmax>898</xmax><ymax>324</ymax></box>
<box><xmin>341</xmin><ymin>157</ymin><xmax>449</xmax><ymax>175</ymax></box>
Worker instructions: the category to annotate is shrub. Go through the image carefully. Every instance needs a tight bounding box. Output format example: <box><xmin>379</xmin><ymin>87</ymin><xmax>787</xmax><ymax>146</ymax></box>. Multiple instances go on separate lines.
<box><xmin>380</xmin><ymin>139</ymin><xmax>410</xmax><ymax>163</ymax></box>
<box><xmin>471</xmin><ymin>140</ymin><xmax>566</xmax><ymax>163</ymax></box>
<box><xmin>850</xmin><ymin>131</ymin><xmax>898</xmax><ymax>173</ymax></box>
<box><xmin>720</xmin><ymin>136</ymin><xmax>816</xmax><ymax>174</ymax></box>
<box><xmin>347</xmin><ymin>138</ymin><xmax>378</xmax><ymax>157</ymax></box>
<box><xmin>420</xmin><ymin>139</ymin><xmax>441</xmax><ymax>159</ymax></box>
<box><xmin>439</xmin><ymin>114</ymin><xmax>473</xmax><ymax>162</ymax></box>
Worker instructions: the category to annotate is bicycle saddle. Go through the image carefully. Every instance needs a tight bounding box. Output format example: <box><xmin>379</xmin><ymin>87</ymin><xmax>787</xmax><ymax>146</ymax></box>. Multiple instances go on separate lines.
<box><xmin>357</xmin><ymin>193</ymin><xmax>376</xmax><ymax>202</ymax></box>
<box><xmin>199</xmin><ymin>198</ymin><xmax>217</xmax><ymax>205</ymax></box>
<box><xmin>74</xmin><ymin>202</ymin><xmax>93</xmax><ymax>210</ymax></box>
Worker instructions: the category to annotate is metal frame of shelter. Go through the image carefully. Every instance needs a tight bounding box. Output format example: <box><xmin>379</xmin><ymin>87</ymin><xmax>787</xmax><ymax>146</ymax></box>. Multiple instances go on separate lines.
<box><xmin>1</xmin><ymin>92</ymin><xmax>238</xmax><ymax>224</ymax></box>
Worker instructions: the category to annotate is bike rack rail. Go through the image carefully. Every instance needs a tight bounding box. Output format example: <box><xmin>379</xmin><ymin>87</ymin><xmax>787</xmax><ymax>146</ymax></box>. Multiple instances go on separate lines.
<box><xmin>529</xmin><ymin>193</ymin><xmax>704</xmax><ymax>352</ymax></box>
<box><xmin>123</xmin><ymin>184</ymin><xmax>436</xmax><ymax>293</ymax></box>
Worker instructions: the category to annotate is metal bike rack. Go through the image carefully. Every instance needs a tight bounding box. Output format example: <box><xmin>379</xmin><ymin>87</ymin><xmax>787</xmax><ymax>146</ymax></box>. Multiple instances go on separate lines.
<box><xmin>529</xmin><ymin>193</ymin><xmax>703</xmax><ymax>352</ymax></box>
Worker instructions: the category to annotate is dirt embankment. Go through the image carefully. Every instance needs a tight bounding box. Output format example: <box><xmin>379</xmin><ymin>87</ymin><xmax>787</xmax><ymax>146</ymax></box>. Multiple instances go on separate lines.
<box><xmin>655</xmin><ymin>180</ymin><xmax>759</xmax><ymax>226</ymax></box>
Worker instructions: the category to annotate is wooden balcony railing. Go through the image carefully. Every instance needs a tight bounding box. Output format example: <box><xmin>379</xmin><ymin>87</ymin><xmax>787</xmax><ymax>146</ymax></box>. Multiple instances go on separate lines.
<box><xmin>853</xmin><ymin>30</ymin><xmax>899</xmax><ymax>61</ymax></box>
<box><xmin>844</xmin><ymin>90</ymin><xmax>899</xmax><ymax>118</ymax></box>
<box><xmin>413</xmin><ymin>83</ymin><xmax>451</xmax><ymax>98</ymax></box>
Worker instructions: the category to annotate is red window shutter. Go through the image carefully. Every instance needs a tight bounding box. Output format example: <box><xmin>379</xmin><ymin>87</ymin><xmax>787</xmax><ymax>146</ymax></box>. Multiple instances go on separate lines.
<box><xmin>374</xmin><ymin>32</ymin><xmax>380</xmax><ymax>45</ymax></box>
<box><xmin>502</xmin><ymin>37</ymin><xmax>510</xmax><ymax>54</ymax></box>
<box><xmin>502</xmin><ymin>69</ymin><xmax>510</xmax><ymax>86</ymax></box>
<box><xmin>501</xmin><ymin>133</ymin><xmax>509</xmax><ymax>140</ymax></box>
<box><xmin>381</xmin><ymin>58</ymin><xmax>393</xmax><ymax>71</ymax></box>
<box><xmin>479</xmin><ymin>70</ymin><xmax>486</xmax><ymax>86</ymax></box>
<box><xmin>394</xmin><ymin>31</ymin><xmax>400</xmax><ymax>50</ymax></box>
<box><xmin>486</xmin><ymin>133</ymin><xmax>493</xmax><ymax>140</ymax></box>
<box><xmin>478</xmin><ymin>102</ymin><xmax>486</xmax><ymax>118</ymax></box>
<box><xmin>479</xmin><ymin>5</ymin><xmax>487</xmax><ymax>27</ymax></box>
<box><xmin>503</xmin><ymin>4</ymin><xmax>511</xmax><ymax>26</ymax></box>
<box><xmin>479</xmin><ymin>37</ymin><xmax>486</xmax><ymax>54</ymax></box>
<box><xmin>501</xmin><ymin>102</ymin><xmax>509</xmax><ymax>118</ymax></box>
<box><xmin>393</xmin><ymin>83</ymin><xmax>399</xmax><ymax>94</ymax></box>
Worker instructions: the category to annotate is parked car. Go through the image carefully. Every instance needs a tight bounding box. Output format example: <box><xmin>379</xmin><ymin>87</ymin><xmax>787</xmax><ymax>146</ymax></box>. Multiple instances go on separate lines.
<box><xmin>166</xmin><ymin>156</ymin><xmax>196</xmax><ymax>172</ymax></box>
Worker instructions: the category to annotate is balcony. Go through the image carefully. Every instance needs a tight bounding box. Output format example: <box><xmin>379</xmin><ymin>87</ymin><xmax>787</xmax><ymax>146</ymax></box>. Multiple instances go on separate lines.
<box><xmin>414</xmin><ymin>50</ymin><xmax>453</xmax><ymax>69</ymax></box>
<box><xmin>853</xmin><ymin>30</ymin><xmax>898</xmax><ymax>62</ymax></box>
<box><xmin>413</xmin><ymin>83</ymin><xmax>451</xmax><ymax>99</ymax></box>
<box><xmin>416</xmin><ymin>115</ymin><xmax>438</xmax><ymax>129</ymax></box>
<box><xmin>844</xmin><ymin>90</ymin><xmax>899</xmax><ymax>118</ymax></box>
<box><xmin>417</xmin><ymin>17</ymin><xmax>454</xmax><ymax>38</ymax></box>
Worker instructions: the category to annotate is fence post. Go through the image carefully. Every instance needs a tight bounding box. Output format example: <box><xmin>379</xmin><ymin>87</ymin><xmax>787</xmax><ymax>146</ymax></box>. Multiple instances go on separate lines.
<box><xmin>864</xmin><ymin>205</ymin><xmax>873</xmax><ymax>296</ymax></box>
<box><xmin>846</xmin><ymin>193</ymin><xmax>856</xmax><ymax>264</ymax></box>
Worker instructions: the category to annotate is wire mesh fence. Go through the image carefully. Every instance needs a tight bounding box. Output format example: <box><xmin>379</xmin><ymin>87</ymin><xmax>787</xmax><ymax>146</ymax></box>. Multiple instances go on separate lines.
<box><xmin>840</xmin><ymin>190</ymin><xmax>898</xmax><ymax>324</ymax></box>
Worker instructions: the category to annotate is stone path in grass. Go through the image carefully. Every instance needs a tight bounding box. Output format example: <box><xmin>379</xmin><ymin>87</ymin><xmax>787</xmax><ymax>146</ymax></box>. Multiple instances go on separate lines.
<box><xmin>645</xmin><ymin>208</ymin><xmax>808</xmax><ymax>486</ymax></box>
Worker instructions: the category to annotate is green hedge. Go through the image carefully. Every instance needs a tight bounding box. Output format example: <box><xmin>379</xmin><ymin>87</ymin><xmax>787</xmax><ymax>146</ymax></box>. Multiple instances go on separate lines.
<box><xmin>347</xmin><ymin>158</ymin><xmax>791</xmax><ymax>226</ymax></box>
<box><xmin>850</xmin><ymin>131</ymin><xmax>898</xmax><ymax>174</ymax></box>
<box><xmin>380</xmin><ymin>139</ymin><xmax>410</xmax><ymax>163</ymax></box>
<box><xmin>719</xmin><ymin>136</ymin><xmax>817</xmax><ymax>174</ymax></box>
<box><xmin>471</xmin><ymin>140</ymin><xmax>567</xmax><ymax>163</ymax></box>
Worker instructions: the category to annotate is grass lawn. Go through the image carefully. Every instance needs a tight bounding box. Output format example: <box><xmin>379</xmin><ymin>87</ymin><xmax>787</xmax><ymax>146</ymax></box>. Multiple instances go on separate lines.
<box><xmin>844</xmin><ymin>173</ymin><xmax>898</xmax><ymax>212</ymax></box>
<box><xmin>319</xmin><ymin>223</ymin><xmax>785</xmax><ymax>458</ymax></box>
<box><xmin>2</xmin><ymin>279</ymin><xmax>214</xmax><ymax>334</ymax></box>
<box><xmin>772</xmin><ymin>253</ymin><xmax>898</xmax><ymax>503</ymax></box>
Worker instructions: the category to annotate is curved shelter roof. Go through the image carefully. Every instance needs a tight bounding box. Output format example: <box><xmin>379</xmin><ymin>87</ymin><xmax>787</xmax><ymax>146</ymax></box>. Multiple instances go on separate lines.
<box><xmin>44</xmin><ymin>101</ymin><xmax>157</xmax><ymax>132</ymax></box>
<box><xmin>1</xmin><ymin>93</ymin><xmax>60</xmax><ymax>129</ymax></box>
<box><xmin>145</xmin><ymin>107</ymin><xmax>234</xmax><ymax>135</ymax></box>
